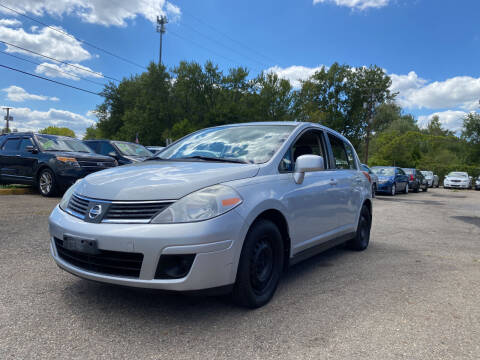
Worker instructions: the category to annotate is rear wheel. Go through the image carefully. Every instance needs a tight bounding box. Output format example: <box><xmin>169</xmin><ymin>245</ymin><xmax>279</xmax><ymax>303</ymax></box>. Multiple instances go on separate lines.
<box><xmin>423</xmin><ymin>185</ymin><xmax>428</xmax><ymax>192</ymax></box>
<box><xmin>347</xmin><ymin>205</ymin><xmax>372</xmax><ymax>251</ymax></box>
<box><xmin>38</xmin><ymin>168</ymin><xmax>57</xmax><ymax>197</ymax></box>
<box><xmin>404</xmin><ymin>183</ymin><xmax>409</xmax><ymax>194</ymax></box>
<box><xmin>413</xmin><ymin>183</ymin><xmax>419</xmax><ymax>193</ymax></box>
<box><xmin>233</xmin><ymin>219</ymin><xmax>284</xmax><ymax>308</ymax></box>
<box><xmin>371</xmin><ymin>183</ymin><xmax>376</xmax><ymax>198</ymax></box>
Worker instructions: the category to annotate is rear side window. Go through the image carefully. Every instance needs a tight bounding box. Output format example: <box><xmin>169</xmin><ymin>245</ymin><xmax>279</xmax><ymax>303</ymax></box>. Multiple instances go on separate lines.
<box><xmin>100</xmin><ymin>142</ymin><xmax>116</xmax><ymax>155</ymax></box>
<box><xmin>327</xmin><ymin>133</ymin><xmax>352</xmax><ymax>170</ymax></box>
<box><xmin>1</xmin><ymin>138</ymin><xmax>20</xmax><ymax>151</ymax></box>
<box><xmin>19</xmin><ymin>138</ymin><xmax>34</xmax><ymax>152</ymax></box>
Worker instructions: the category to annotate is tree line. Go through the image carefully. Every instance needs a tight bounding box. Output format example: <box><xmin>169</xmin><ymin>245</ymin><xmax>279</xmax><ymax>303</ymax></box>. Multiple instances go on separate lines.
<box><xmin>80</xmin><ymin>61</ymin><xmax>480</xmax><ymax>179</ymax></box>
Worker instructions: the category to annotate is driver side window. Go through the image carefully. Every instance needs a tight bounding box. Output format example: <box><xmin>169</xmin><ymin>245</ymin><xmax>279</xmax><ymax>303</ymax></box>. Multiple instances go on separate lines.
<box><xmin>279</xmin><ymin>130</ymin><xmax>326</xmax><ymax>172</ymax></box>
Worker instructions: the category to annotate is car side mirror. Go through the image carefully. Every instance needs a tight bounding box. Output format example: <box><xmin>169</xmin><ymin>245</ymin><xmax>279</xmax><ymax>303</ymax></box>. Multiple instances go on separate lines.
<box><xmin>26</xmin><ymin>145</ymin><xmax>38</xmax><ymax>154</ymax></box>
<box><xmin>294</xmin><ymin>155</ymin><xmax>324</xmax><ymax>184</ymax></box>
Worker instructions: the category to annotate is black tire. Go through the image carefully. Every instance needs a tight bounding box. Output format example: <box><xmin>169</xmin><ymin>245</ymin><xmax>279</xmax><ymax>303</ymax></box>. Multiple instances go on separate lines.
<box><xmin>372</xmin><ymin>183</ymin><xmax>376</xmax><ymax>198</ymax></box>
<box><xmin>403</xmin><ymin>183</ymin><xmax>409</xmax><ymax>194</ymax></box>
<box><xmin>423</xmin><ymin>186</ymin><xmax>428</xmax><ymax>192</ymax></box>
<box><xmin>37</xmin><ymin>168</ymin><xmax>57</xmax><ymax>197</ymax></box>
<box><xmin>232</xmin><ymin>219</ymin><xmax>284</xmax><ymax>308</ymax></box>
<box><xmin>390</xmin><ymin>183</ymin><xmax>396</xmax><ymax>196</ymax></box>
<box><xmin>347</xmin><ymin>205</ymin><xmax>372</xmax><ymax>251</ymax></box>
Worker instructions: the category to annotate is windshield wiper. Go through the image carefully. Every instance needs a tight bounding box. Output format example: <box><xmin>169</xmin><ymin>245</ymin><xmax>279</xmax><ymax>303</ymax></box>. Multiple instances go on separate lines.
<box><xmin>178</xmin><ymin>156</ymin><xmax>248</xmax><ymax>164</ymax></box>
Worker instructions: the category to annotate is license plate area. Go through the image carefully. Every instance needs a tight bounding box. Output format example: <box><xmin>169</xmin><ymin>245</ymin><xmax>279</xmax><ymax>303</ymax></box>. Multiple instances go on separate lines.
<box><xmin>63</xmin><ymin>236</ymin><xmax>100</xmax><ymax>255</ymax></box>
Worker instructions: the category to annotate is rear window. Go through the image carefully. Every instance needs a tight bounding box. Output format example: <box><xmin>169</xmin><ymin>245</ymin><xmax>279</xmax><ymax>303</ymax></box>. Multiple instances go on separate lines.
<box><xmin>1</xmin><ymin>138</ymin><xmax>20</xmax><ymax>151</ymax></box>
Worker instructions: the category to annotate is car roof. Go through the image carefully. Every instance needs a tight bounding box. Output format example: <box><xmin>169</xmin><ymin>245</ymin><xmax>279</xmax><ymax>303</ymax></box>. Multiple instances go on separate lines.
<box><xmin>199</xmin><ymin>121</ymin><xmax>354</xmax><ymax>146</ymax></box>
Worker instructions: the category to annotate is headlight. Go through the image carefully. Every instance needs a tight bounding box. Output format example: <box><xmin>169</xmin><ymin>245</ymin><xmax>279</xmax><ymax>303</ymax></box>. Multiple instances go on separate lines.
<box><xmin>151</xmin><ymin>185</ymin><xmax>243</xmax><ymax>224</ymax></box>
<box><xmin>59</xmin><ymin>181</ymin><xmax>80</xmax><ymax>211</ymax></box>
<box><xmin>56</xmin><ymin>156</ymin><xmax>80</xmax><ymax>168</ymax></box>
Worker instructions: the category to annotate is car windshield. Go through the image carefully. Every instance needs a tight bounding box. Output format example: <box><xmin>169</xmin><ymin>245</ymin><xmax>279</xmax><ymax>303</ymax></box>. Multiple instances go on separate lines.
<box><xmin>158</xmin><ymin>125</ymin><xmax>295</xmax><ymax>164</ymax></box>
<box><xmin>448</xmin><ymin>172</ymin><xmax>467</xmax><ymax>178</ymax></box>
<box><xmin>36</xmin><ymin>135</ymin><xmax>92</xmax><ymax>152</ymax></box>
<box><xmin>421</xmin><ymin>171</ymin><xmax>433</xmax><ymax>176</ymax></box>
<box><xmin>113</xmin><ymin>142</ymin><xmax>153</xmax><ymax>157</ymax></box>
<box><xmin>372</xmin><ymin>167</ymin><xmax>395</xmax><ymax>176</ymax></box>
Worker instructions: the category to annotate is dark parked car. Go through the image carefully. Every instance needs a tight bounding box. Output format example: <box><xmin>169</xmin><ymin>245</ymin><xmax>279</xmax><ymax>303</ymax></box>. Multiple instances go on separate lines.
<box><xmin>84</xmin><ymin>140</ymin><xmax>153</xmax><ymax>165</ymax></box>
<box><xmin>371</xmin><ymin>166</ymin><xmax>409</xmax><ymax>195</ymax></box>
<box><xmin>402</xmin><ymin>168</ymin><xmax>428</xmax><ymax>193</ymax></box>
<box><xmin>0</xmin><ymin>133</ymin><xmax>116</xmax><ymax>196</ymax></box>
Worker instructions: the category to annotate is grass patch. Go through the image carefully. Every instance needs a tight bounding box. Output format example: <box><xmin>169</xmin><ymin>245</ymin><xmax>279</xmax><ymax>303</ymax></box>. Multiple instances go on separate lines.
<box><xmin>0</xmin><ymin>184</ymin><xmax>31</xmax><ymax>189</ymax></box>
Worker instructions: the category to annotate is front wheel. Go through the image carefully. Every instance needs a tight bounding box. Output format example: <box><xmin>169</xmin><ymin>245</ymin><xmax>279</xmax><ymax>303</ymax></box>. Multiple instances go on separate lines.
<box><xmin>233</xmin><ymin>219</ymin><xmax>284</xmax><ymax>308</ymax></box>
<box><xmin>404</xmin><ymin>183</ymin><xmax>409</xmax><ymax>194</ymax></box>
<box><xmin>38</xmin><ymin>168</ymin><xmax>57</xmax><ymax>197</ymax></box>
<box><xmin>347</xmin><ymin>205</ymin><xmax>372</xmax><ymax>251</ymax></box>
<box><xmin>423</xmin><ymin>186</ymin><xmax>428</xmax><ymax>192</ymax></box>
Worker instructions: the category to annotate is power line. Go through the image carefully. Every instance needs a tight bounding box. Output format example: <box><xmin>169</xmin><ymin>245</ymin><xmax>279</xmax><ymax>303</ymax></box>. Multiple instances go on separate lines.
<box><xmin>0</xmin><ymin>3</ymin><xmax>147</xmax><ymax>70</ymax></box>
<box><xmin>169</xmin><ymin>29</ymin><xmax>261</xmax><ymax>71</ymax></box>
<box><xmin>0</xmin><ymin>63</ymin><xmax>101</xmax><ymax>96</ymax></box>
<box><xmin>178</xmin><ymin>20</ymin><xmax>269</xmax><ymax>68</ymax></box>
<box><xmin>0</xmin><ymin>50</ymin><xmax>106</xmax><ymax>87</ymax></box>
<box><xmin>181</xmin><ymin>9</ymin><xmax>279</xmax><ymax>66</ymax></box>
<box><xmin>0</xmin><ymin>39</ymin><xmax>121</xmax><ymax>82</ymax></box>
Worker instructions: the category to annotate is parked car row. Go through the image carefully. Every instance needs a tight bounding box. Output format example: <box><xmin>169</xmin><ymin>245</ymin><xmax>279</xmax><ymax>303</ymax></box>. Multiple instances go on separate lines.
<box><xmin>0</xmin><ymin>132</ymin><xmax>161</xmax><ymax>196</ymax></box>
<box><xmin>360</xmin><ymin>165</ymin><xmax>430</xmax><ymax>196</ymax></box>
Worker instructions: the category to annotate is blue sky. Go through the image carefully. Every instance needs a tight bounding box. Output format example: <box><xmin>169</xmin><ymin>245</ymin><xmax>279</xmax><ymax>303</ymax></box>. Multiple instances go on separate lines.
<box><xmin>0</xmin><ymin>0</ymin><xmax>479</xmax><ymax>137</ymax></box>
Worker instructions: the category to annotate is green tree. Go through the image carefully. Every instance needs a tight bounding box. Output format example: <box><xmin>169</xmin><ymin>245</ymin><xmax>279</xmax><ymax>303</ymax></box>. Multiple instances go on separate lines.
<box><xmin>39</xmin><ymin>126</ymin><xmax>75</xmax><ymax>137</ymax></box>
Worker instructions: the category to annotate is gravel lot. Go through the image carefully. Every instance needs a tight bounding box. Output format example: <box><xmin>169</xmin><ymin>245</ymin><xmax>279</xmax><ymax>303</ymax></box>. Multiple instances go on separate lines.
<box><xmin>1</xmin><ymin>189</ymin><xmax>479</xmax><ymax>359</ymax></box>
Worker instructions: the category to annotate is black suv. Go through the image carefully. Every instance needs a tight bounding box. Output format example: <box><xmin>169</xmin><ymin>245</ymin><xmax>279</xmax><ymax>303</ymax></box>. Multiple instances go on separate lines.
<box><xmin>84</xmin><ymin>140</ymin><xmax>153</xmax><ymax>165</ymax></box>
<box><xmin>0</xmin><ymin>133</ymin><xmax>116</xmax><ymax>196</ymax></box>
<box><xmin>402</xmin><ymin>168</ymin><xmax>428</xmax><ymax>193</ymax></box>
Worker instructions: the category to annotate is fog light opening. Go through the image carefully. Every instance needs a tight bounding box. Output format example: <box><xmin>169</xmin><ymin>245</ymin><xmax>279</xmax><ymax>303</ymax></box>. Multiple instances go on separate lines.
<box><xmin>155</xmin><ymin>254</ymin><xmax>196</xmax><ymax>279</ymax></box>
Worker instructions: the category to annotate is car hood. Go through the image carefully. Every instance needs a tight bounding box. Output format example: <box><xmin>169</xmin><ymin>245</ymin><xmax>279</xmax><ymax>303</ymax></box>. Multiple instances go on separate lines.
<box><xmin>45</xmin><ymin>151</ymin><xmax>113</xmax><ymax>162</ymax></box>
<box><xmin>445</xmin><ymin>176</ymin><xmax>468</xmax><ymax>181</ymax></box>
<box><xmin>75</xmin><ymin>160</ymin><xmax>260</xmax><ymax>200</ymax></box>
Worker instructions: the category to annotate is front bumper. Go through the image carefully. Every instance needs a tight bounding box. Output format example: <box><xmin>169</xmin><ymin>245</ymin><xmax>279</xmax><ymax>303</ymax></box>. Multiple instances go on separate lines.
<box><xmin>56</xmin><ymin>167</ymin><xmax>113</xmax><ymax>189</ymax></box>
<box><xmin>49</xmin><ymin>205</ymin><xmax>244</xmax><ymax>291</ymax></box>
<box><xmin>444</xmin><ymin>182</ymin><xmax>469</xmax><ymax>189</ymax></box>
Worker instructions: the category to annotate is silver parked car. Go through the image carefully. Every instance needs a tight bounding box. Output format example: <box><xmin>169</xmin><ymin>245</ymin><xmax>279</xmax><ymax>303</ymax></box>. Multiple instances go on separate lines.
<box><xmin>420</xmin><ymin>170</ymin><xmax>435</xmax><ymax>187</ymax></box>
<box><xmin>49</xmin><ymin>122</ymin><xmax>372</xmax><ymax>308</ymax></box>
<box><xmin>444</xmin><ymin>172</ymin><xmax>471</xmax><ymax>189</ymax></box>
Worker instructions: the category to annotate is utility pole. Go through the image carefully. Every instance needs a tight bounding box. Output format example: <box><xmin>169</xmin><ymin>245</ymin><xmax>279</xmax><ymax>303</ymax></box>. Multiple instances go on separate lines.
<box><xmin>2</xmin><ymin>107</ymin><xmax>12</xmax><ymax>134</ymax></box>
<box><xmin>156</xmin><ymin>15</ymin><xmax>168</xmax><ymax>66</ymax></box>
<box><xmin>363</xmin><ymin>93</ymin><xmax>377</xmax><ymax>164</ymax></box>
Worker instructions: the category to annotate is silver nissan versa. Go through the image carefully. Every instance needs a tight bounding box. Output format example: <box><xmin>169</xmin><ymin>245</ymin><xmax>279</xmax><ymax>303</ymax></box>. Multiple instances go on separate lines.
<box><xmin>49</xmin><ymin>122</ymin><xmax>372</xmax><ymax>308</ymax></box>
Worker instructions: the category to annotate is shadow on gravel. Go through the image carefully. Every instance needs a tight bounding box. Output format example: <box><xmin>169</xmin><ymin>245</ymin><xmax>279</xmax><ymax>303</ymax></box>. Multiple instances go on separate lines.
<box><xmin>451</xmin><ymin>216</ymin><xmax>480</xmax><ymax>228</ymax></box>
<box><xmin>374</xmin><ymin>197</ymin><xmax>444</xmax><ymax>206</ymax></box>
<box><xmin>431</xmin><ymin>192</ymin><xmax>467</xmax><ymax>199</ymax></box>
<box><xmin>57</xmin><ymin>245</ymin><xmax>353</xmax><ymax>321</ymax></box>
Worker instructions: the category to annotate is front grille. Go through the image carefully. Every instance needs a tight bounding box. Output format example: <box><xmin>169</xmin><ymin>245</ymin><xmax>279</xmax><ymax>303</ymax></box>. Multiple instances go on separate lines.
<box><xmin>66</xmin><ymin>194</ymin><xmax>173</xmax><ymax>223</ymax></box>
<box><xmin>54</xmin><ymin>238</ymin><xmax>143</xmax><ymax>278</ymax></box>
<box><xmin>103</xmin><ymin>202</ymin><xmax>173</xmax><ymax>222</ymax></box>
<box><xmin>67</xmin><ymin>194</ymin><xmax>89</xmax><ymax>217</ymax></box>
<box><xmin>78</xmin><ymin>160</ymin><xmax>115</xmax><ymax>168</ymax></box>
<box><xmin>451</xmin><ymin>180</ymin><xmax>461</xmax><ymax>183</ymax></box>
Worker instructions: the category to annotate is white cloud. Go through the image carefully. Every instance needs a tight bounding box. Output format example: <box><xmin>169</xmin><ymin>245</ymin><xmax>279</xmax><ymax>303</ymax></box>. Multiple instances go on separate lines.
<box><xmin>390</xmin><ymin>72</ymin><xmax>480</xmax><ymax>111</ymax></box>
<box><xmin>0</xmin><ymin>106</ymin><xmax>96</xmax><ymax>138</ymax></box>
<box><xmin>266</xmin><ymin>65</ymin><xmax>326</xmax><ymax>88</ymax></box>
<box><xmin>418</xmin><ymin>110</ymin><xmax>468</xmax><ymax>133</ymax></box>
<box><xmin>0</xmin><ymin>18</ymin><xmax>21</xmax><ymax>27</ymax></box>
<box><xmin>0</xmin><ymin>19</ymin><xmax>91</xmax><ymax>62</ymax></box>
<box><xmin>3</xmin><ymin>85</ymin><xmax>59</xmax><ymax>102</ymax></box>
<box><xmin>0</xmin><ymin>0</ymin><xmax>181</xmax><ymax>27</ymax></box>
<box><xmin>34</xmin><ymin>62</ymin><xmax>103</xmax><ymax>80</ymax></box>
<box><xmin>313</xmin><ymin>0</ymin><xmax>389</xmax><ymax>10</ymax></box>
